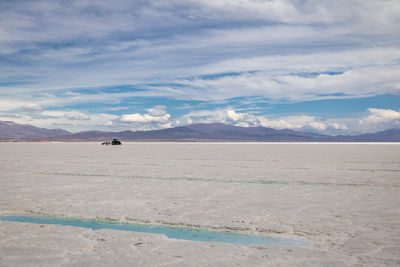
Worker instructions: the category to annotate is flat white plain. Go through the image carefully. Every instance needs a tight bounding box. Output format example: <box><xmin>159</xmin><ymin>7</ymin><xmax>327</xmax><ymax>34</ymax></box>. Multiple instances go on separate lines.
<box><xmin>0</xmin><ymin>143</ymin><xmax>399</xmax><ymax>266</ymax></box>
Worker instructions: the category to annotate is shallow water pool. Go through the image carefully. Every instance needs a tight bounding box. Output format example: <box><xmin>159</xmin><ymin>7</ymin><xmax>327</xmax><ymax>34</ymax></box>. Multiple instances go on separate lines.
<box><xmin>0</xmin><ymin>215</ymin><xmax>307</xmax><ymax>247</ymax></box>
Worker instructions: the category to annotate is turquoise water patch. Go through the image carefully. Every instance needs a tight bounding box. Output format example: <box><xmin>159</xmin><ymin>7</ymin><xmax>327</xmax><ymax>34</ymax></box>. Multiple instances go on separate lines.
<box><xmin>0</xmin><ymin>215</ymin><xmax>307</xmax><ymax>247</ymax></box>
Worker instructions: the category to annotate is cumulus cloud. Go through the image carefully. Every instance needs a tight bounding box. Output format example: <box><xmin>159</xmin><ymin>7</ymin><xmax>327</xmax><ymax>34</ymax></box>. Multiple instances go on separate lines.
<box><xmin>120</xmin><ymin>113</ymin><xmax>170</xmax><ymax>123</ymax></box>
<box><xmin>329</xmin><ymin>123</ymin><xmax>348</xmax><ymax>130</ymax></box>
<box><xmin>146</xmin><ymin>105</ymin><xmax>168</xmax><ymax>117</ymax></box>
<box><xmin>224</xmin><ymin>109</ymin><xmax>259</xmax><ymax>127</ymax></box>
<box><xmin>361</xmin><ymin>108</ymin><xmax>400</xmax><ymax>124</ymax></box>
<box><xmin>120</xmin><ymin>106</ymin><xmax>171</xmax><ymax>123</ymax></box>
<box><xmin>226</xmin><ymin>110</ymin><xmax>243</xmax><ymax>121</ymax></box>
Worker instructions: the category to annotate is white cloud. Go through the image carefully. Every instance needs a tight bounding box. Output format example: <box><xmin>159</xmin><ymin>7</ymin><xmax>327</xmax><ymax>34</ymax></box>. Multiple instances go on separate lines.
<box><xmin>258</xmin><ymin>117</ymin><xmax>295</xmax><ymax>130</ymax></box>
<box><xmin>120</xmin><ymin>106</ymin><xmax>171</xmax><ymax>123</ymax></box>
<box><xmin>63</xmin><ymin>112</ymin><xmax>90</xmax><ymax>121</ymax></box>
<box><xmin>226</xmin><ymin>110</ymin><xmax>244</xmax><ymax>122</ymax></box>
<box><xmin>23</xmin><ymin>103</ymin><xmax>42</xmax><ymax>113</ymax></box>
<box><xmin>120</xmin><ymin>113</ymin><xmax>170</xmax><ymax>123</ymax></box>
<box><xmin>329</xmin><ymin>122</ymin><xmax>348</xmax><ymax>130</ymax></box>
<box><xmin>362</xmin><ymin>108</ymin><xmax>400</xmax><ymax>124</ymax></box>
<box><xmin>146</xmin><ymin>105</ymin><xmax>168</xmax><ymax>117</ymax></box>
<box><xmin>307</xmin><ymin>121</ymin><xmax>327</xmax><ymax>131</ymax></box>
<box><xmin>258</xmin><ymin>115</ymin><xmax>329</xmax><ymax>131</ymax></box>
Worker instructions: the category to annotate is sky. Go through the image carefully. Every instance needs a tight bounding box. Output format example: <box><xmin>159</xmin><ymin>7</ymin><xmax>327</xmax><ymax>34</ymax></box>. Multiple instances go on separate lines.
<box><xmin>0</xmin><ymin>0</ymin><xmax>400</xmax><ymax>134</ymax></box>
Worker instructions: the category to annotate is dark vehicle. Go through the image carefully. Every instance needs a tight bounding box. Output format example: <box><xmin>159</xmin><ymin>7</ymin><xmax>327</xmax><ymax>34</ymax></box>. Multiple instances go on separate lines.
<box><xmin>111</xmin><ymin>138</ymin><xmax>121</xmax><ymax>145</ymax></box>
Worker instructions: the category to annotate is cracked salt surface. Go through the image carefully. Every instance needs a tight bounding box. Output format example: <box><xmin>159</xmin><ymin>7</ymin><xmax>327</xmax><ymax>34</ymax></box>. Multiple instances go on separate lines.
<box><xmin>0</xmin><ymin>215</ymin><xmax>308</xmax><ymax>247</ymax></box>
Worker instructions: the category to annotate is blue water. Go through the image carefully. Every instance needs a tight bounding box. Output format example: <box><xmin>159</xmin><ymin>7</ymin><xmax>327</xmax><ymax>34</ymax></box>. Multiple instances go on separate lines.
<box><xmin>0</xmin><ymin>215</ymin><xmax>307</xmax><ymax>247</ymax></box>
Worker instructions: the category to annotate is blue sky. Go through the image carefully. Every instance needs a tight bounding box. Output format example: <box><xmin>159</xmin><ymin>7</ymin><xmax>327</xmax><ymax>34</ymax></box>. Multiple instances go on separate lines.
<box><xmin>0</xmin><ymin>0</ymin><xmax>400</xmax><ymax>134</ymax></box>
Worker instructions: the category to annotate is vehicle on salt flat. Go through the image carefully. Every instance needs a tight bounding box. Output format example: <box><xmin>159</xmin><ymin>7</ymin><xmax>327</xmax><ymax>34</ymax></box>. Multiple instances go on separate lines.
<box><xmin>102</xmin><ymin>138</ymin><xmax>121</xmax><ymax>145</ymax></box>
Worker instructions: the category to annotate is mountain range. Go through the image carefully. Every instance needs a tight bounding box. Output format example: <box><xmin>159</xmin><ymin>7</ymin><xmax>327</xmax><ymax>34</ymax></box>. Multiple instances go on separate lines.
<box><xmin>1</xmin><ymin>120</ymin><xmax>400</xmax><ymax>142</ymax></box>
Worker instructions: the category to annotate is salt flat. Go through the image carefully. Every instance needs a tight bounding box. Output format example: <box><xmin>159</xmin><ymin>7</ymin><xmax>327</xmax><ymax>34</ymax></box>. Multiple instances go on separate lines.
<box><xmin>0</xmin><ymin>143</ymin><xmax>399</xmax><ymax>266</ymax></box>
